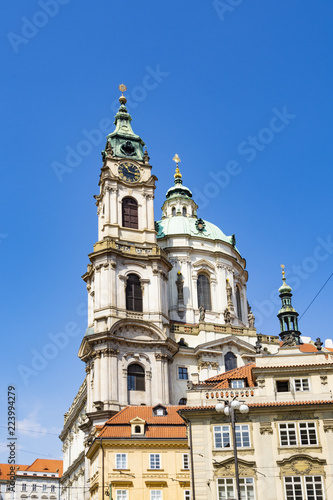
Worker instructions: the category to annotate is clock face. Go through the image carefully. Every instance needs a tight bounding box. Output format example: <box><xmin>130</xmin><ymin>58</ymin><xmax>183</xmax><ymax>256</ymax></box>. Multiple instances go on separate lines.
<box><xmin>118</xmin><ymin>162</ymin><xmax>141</xmax><ymax>182</ymax></box>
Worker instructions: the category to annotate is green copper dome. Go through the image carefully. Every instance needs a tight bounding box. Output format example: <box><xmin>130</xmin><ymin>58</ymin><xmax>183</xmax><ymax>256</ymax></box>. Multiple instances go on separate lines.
<box><xmin>156</xmin><ymin>216</ymin><xmax>234</xmax><ymax>245</ymax></box>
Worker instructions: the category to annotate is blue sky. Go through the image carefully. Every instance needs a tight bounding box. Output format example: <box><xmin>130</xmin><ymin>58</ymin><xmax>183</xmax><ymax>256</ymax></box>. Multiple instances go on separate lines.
<box><xmin>1</xmin><ymin>0</ymin><xmax>332</xmax><ymax>463</ymax></box>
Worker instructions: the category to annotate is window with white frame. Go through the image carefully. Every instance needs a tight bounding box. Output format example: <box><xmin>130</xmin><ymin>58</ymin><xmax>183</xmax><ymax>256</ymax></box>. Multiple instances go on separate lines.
<box><xmin>235</xmin><ymin>424</ymin><xmax>251</xmax><ymax>448</ymax></box>
<box><xmin>214</xmin><ymin>425</ymin><xmax>230</xmax><ymax>448</ymax></box>
<box><xmin>116</xmin><ymin>490</ymin><xmax>128</xmax><ymax>500</ymax></box>
<box><xmin>214</xmin><ymin>425</ymin><xmax>250</xmax><ymax>449</ymax></box>
<box><xmin>116</xmin><ymin>453</ymin><xmax>127</xmax><ymax>469</ymax></box>
<box><xmin>43</xmin><ymin>485</ymin><xmax>47</xmax><ymax>492</ymax></box>
<box><xmin>279</xmin><ymin>422</ymin><xmax>317</xmax><ymax>447</ymax></box>
<box><xmin>184</xmin><ymin>491</ymin><xmax>191</xmax><ymax>500</ymax></box>
<box><xmin>218</xmin><ymin>477</ymin><xmax>255</xmax><ymax>500</ymax></box>
<box><xmin>32</xmin><ymin>485</ymin><xmax>37</xmax><ymax>492</ymax></box>
<box><xmin>22</xmin><ymin>484</ymin><xmax>27</xmax><ymax>492</ymax></box>
<box><xmin>51</xmin><ymin>486</ymin><xmax>55</xmax><ymax>493</ymax></box>
<box><xmin>149</xmin><ymin>453</ymin><xmax>161</xmax><ymax>469</ymax></box>
<box><xmin>183</xmin><ymin>453</ymin><xmax>189</xmax><ymax>470</ymax></box>
<box><xmin>284</xmin><ymin>475</ymin><xmax>324</xmax><ymax>500</ymax></box>
<box><xmin>151</xmin><ymin>491</ymin><xmax>162</xmax><ymax>500</ymax></box>
<box><xmin>230</xmin><ymin>379</ymin><xmax>245</xmax><ymax>388</ymax></box>
<box><xmin>294</xmin><ymin>378</ymin><xmax>310</xmax><ymax>392</ymax></box>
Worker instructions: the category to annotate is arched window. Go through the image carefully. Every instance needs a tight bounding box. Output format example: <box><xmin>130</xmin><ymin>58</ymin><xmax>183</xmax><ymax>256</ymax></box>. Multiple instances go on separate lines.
<box><xmin>127</xmin><ymin>364</ymin><xmax>145</xmax><ymax>391</ymax></box>
<box><xmin>126</xmin><ymin>274</ymin><xmax>142</xmax><ymax>312</ymax></box>
<box><xmin>172</xmin><ymin>207</ymin><xmax>176</xmax><ymax>216</ymax></box>
<box><xmin>225</xmin><ymin>352</ymin><xmax>237</xmax><ymax>371</ymax></box>
<box><xmin>236</xmin><ymin>286</ymin><xmax>242</xmax><ymax>321</ymax></box>
<box><xmin>197</xmin><ymin>274</ymin><xmax>211</xmax><ymax>310</ymax></box>
<box><xmin>179</xmin><ymin>398</ymin><xmax>187</xmax><ymax>405</ymax></box>
<box><xmin>182</xmin><ymin>206</ymin><xmax>187</xmax><ymax>216</ymax></box>
<box><xmin>135</xmin><ymin>425</ymin><xmax>141</xmax><ymax>433</ymax></box>
<box><xmin>122</xmin><ymin>197</ymin><xmax>138</xmax><ymax>229</ymax></box>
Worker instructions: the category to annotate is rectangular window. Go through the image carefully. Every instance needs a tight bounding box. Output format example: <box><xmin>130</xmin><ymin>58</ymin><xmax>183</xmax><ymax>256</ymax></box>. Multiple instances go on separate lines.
<box><xmin>279</xmin><ymin>422</ymin><xmax>318</xmax><ymax>447</ymax></box>
<box><xmin>51</xmin><ymin>485</ymin><xmax>55</xmax><ymax>493</ymax></box>
<box><xmin>116</xmin><ymin>490</ymin><xmax>128</xmax><ymax>500</ymax></box>
<box><xmin>151</xmin><ymin>491</ymin><xmax>162</xmax><ymax>500</ymax></box>
<box><xmin>178</xmin><ymin>367</ymin><xmax>188</xmax><ymax>380</ymax></box>
<box><xmin>218</xmin><ymin>477</ymin><xmax>255</xmax><ymax>500</ymax></box>
<box><xmin>299</xmin><ymin>422</ymin><xmax>317</xmax><ymax>445</ymax></box>
<box><xmin>276</xmin><ymin>380</ymin><xmax>290</xmax><ymax>392</ymax></box>
<box><xmin>116</xmin><ymin>453</ymin><xmax>128</xmax><ymax>469</ymax></box>
<box><xmin>184</xmin><ymin>491</ymin><xmax>191</xmax><ymax>500</ymax></box>
<box><xmin>279</xmin><ymin>423</ymin><xmax>297</xmax><ymax>446</ymax></box>
<box><xmin>284</xmin><ymin>476</ymin><xmax>324</xmax><ymax>500</ymax></box>
<box><xmin>32</xmin><ymin>484</ymin><xmax>37</xmax><ymax>492</ymax></box>
<box><xmin>150</xmin><ymin>453</ymin><xmax>161</xmax><ymax>469</ymax></box>
<box><xmin>183</xmin><ymin>453</ymin><xmax>189</xmax><ymax>470</ymax></box>
<box><xmin>22</xmin><ymin>484</ymin><xmax>27</xmax><ymax>492</ymax></box>
<box><xmin>43</xmin><ymin>485</ymin><xmax>47</xmax><ymax>492</ymax></box>
<box><xmin>231</xmin><ymin>379</ymin><xmax>245</xmax><ymax>388</ymax></box>
<box><xmin>294</xmin><ymin>378</ymin><xmax>310</xmax><ymax>391</ymax></box>
<box><xmin>214</xmin><ymin>425</ymin><xmax>230</xmax><ymax>449</ymax></box>
<box><xmin>235</xmin><ymin>424</ymin><xmax>251</xmax><ymax>448</ymax></box>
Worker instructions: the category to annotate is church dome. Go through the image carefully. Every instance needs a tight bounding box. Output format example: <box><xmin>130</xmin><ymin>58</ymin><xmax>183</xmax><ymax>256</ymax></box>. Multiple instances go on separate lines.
<box><xmin>156</xmin><ymin>216</ymin><xmax>233</xmax><ymax>245</ymax></box>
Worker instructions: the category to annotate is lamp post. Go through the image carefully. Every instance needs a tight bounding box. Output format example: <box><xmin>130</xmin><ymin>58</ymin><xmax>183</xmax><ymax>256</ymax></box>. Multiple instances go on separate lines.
<box><xmin>215</xmin><ymin>399</ymin><xmax>249</xmax><ymax>500</ymax></box>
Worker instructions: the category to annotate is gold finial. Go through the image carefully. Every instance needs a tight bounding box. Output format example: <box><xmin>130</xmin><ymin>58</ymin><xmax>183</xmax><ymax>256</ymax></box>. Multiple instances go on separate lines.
<box><xmin>281</xmin><ymin>264</ymin><xmax>286</xmax><ymax>281</ymax></box>
<box><xmin>173</xmin><ymin>154</ymin><xmax>182</xmax><ymax>179</ymax></box>
<box><xmin>119</xmin><ymin>83</ymin><xmax>127</xmax><ymax>104</ymax></box>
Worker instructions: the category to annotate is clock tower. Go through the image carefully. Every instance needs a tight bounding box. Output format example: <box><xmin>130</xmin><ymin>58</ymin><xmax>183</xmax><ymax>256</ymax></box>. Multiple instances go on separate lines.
<box><xmin>78</xmin><ymin>86</ymin><xmax>176</xmax><ymax>425</ymax></box>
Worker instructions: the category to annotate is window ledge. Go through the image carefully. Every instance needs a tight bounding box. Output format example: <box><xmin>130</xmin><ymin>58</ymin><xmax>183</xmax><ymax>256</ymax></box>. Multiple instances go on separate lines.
<box><xmin>213</xmin><ymin>447</ymin><xmax>254</xmax><ymax>454</ymax></box>
<box><xmin>113</xmin><ymin>469</ymin><xmax>130</xmax><ymax>472</ymax></box>
<box><xmin>147</xmin><ymin>469</ymin><xmax>164</xmax><ymax>472</ymax></box>
<box><xmin>278</xmin><ymin>445</ymin><xmax>322</xmax><ymax>454</ymax></box>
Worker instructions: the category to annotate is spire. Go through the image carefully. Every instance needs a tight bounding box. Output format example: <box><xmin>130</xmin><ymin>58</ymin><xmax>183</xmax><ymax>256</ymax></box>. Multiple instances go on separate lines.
<box><xmin>103</xmin><ymin>84</ymin><xmax>145</xmax><ymax>161</ymax></box>
<box><xmin>277</xmin><ymin>265</ymin><xmax>301</xmax><ymax>346</ymax></box>
<box><xmin>165</xmin><ymin>155</ymin><xmax>192</xmax><ymax>200</ymax></box>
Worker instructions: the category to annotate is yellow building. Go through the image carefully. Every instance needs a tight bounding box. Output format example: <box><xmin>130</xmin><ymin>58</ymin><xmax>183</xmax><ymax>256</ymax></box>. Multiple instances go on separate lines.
<box><xmin>180</xmin><ymin>345</ymin><xmax>333</xmax><ymax>500</ymax></box>
<box><xmin>87</xmin><ymin>405</ymin><xmax>190</xmax><ymax>500</ymax></box>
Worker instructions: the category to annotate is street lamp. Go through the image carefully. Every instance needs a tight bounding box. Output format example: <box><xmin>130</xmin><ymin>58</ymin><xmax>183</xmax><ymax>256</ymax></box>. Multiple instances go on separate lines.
<box><xmin>215</xmin><ymin>398</ymin><xmax>249</xmax><ymax>500</ymax></box>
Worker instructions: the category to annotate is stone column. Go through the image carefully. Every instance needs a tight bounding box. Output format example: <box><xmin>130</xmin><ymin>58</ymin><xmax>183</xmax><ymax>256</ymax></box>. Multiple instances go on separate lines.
<box><xmin>110</xmin><ymin>349</ymin><xmax>119</xmax><ymax>403</ymax></box>
<box><xmin>85</xmin><ymin>365</ymin><xmax>91</xmax><ymax>412</ymax></box>
<box><xmin>93</xmin><ymin>352</ymin><xmax>101</xmax><ymax>403</ymax></box>
<box><xmin>105</xmin><ymin>186</ymin><xmax>111</xmax><ymax>224</ymax></box>
<box><xmin>100</xmin><ymin>350</ymin><xmax>109</xmax><ymax>405</ymax></box>
<box><xmin>110</xmin><ymin>188</ymin><xmax>118</xmax><ymax>224</ymax></box>
<box><xmin>146</xmin><ymin>370</ymin><xmax>152</xmax><ymax>405</ymax></box>
<box><xmin>163</xmin><ymin>357</ymin><xmax>170</xmax><ymax>404</ymax></box>
<box><xmin>147</xmin><ymin>194</ymin><xmax>155</xmax><ymax>230</ymax></box>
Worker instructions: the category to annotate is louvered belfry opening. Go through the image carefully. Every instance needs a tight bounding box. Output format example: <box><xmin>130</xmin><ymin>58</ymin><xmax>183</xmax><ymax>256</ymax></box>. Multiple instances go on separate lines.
<box><xmin>197</xmin><ymin>273</ymin><xmax>211</xmax><ymax>310</ymax></box>
<box><xmin>127</xmin><ymin>363</ymin><xmax>145</xmax><ymax>391</ymax></box>
<box><xmin>126</xmin><ymin>274</ymin><xmax>143</xmax><ymax>312</ymax></box>
<box><xmin>122</xmin><ymin>197</ymin><xmax>138</xmax><ymax>229</ymax></box>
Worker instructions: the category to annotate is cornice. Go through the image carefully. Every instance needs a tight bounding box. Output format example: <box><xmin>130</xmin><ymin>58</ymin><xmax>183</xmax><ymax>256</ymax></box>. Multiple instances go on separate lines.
<box><xmin>60</xmin><ymin>451</ymin><xmax>85</xmax><ymax>484</ymax></box>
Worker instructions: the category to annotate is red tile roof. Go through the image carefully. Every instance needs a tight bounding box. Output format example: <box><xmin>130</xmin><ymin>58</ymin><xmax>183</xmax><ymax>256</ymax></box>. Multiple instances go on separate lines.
<box><xmin>180</xmin><ymin>400</ymin><xmax>333</xmax><ymax>412</ymax></box>
<box><xmin>0</xmin><ymin>460</ymin><xmax>62</xmax><ymax>480</ymax></box>
<box><xmin>98</xmin><ymin>406</ymin><xmax>187</xmax><ymax>440</ymax></box>
<box><xmin>204</xmin><ymin>363</ymin><xmax>255</xmax><ymax>388</ymax></box>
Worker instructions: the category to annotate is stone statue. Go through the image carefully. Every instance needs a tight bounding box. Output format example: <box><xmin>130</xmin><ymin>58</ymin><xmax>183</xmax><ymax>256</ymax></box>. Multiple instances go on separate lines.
<box><xmin>199</xmin><ymin>305</ymin><xmax>206</xmax><ymax>321</ymax></box>
<box><xmin>226</xmin><ymin>279</ymin><xmax>234</xmax><ymax>312</ymax></box>
<box><xmin>176</xmin><ymin>272</ymin><xmax>184</xmax><ymax>302</ymax></box>
<box><xmin>281</xmin><ymin>334</ymin><xmax>297</xmax><ymax>348</ymax></box>
<box><xmin>255</xmin><ymin>338</ymin><xmax>262</xmax><ymax>354</ymax></box>
<box><xmin>248</xmin><ymin>310</ymin><xmax>255</xmax><ymax>328</ymax></box>
<box><xmin>314</xmin><ymin>337</ymin><xmax>323</xmax><ymax>351</ymax></box>
<box><xmin>224</xmin><ymin>307</ymin><xmax>231</xmax><ymax>324</ymax></box>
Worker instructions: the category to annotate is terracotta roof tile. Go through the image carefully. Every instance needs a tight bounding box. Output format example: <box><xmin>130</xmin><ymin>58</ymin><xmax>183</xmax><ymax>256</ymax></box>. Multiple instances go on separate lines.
<box><xmin>0</xmin><ymin>460</ymin><xmax>62</xmax><ymax>480</ymax></box>
<box><xmin>180</xmin><ymin>400</ymin><xmax>333</xmax><ymax>412</ymax></box>
<box><xmin>98</xmin><ymin>406</ymin><xmax>187</xmax><ymax>440</ymax></box>
<box><xmin>205</xmin><ymin>363</ymin><xmax>255</xmax><ymax>388</ymax></box>
<box><xmin>254</xmin><ymin>362</ymin><xmax>333</xmax><ymax>370</ymax></box>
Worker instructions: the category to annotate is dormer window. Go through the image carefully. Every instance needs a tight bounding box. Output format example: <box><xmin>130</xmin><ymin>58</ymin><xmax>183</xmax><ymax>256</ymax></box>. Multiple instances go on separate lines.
<box><xmin>153</xmin><ymin>405</ymin><xmax>167</xmax><ymax>416</ymax></box>
<box><xmin>230</xmin><ymin>379</ymin><xmax>245</xmax><ymax>389</ymax></box>
<box><xmin>130</xmin><ymin>417</ymin><xmax>145</xmax><ymax>435</ymax></box>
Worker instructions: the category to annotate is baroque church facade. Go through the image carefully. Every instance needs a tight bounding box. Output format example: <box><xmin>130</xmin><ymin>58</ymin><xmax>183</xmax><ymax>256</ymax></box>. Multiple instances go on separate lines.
<box><xmin>59</xmin><ymin>87</ymin><xmax>280</xmax><ymax>500</ymax></box>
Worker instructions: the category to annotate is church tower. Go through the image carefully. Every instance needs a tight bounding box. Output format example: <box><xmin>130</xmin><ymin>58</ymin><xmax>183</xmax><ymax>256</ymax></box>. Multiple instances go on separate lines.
<box><xmin>78</xmin><ymin>86</ymin><xmax>176</xmax><ymax>426</ymax></box>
